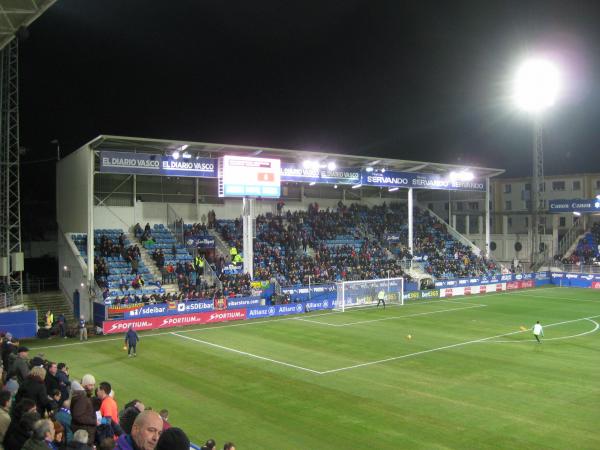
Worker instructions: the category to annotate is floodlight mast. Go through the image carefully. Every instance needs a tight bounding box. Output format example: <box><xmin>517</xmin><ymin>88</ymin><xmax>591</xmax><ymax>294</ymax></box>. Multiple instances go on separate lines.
<box><xmin>513</xmin><ymin>58</ymin><xmax>561</xmax><ymax>269</ymax></box>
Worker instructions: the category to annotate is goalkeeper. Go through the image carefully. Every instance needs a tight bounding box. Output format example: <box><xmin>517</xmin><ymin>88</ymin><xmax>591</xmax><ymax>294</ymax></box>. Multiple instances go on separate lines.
<box><xmin>533</xmin><ymin>320</ymin><xmax>544</xmax><ymax>344</ymax></box>
<box><xmin>377</xmin><ymin>289</ymin><xmax>386</xmax><ymax>309</ymax></box>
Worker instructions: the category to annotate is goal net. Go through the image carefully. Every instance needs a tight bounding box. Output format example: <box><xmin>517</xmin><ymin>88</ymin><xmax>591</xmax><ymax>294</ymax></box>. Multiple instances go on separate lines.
<box><xmin>334</xmin><ymin>277</ymin><xmax>404</xmax><ymax>312</ymax></box>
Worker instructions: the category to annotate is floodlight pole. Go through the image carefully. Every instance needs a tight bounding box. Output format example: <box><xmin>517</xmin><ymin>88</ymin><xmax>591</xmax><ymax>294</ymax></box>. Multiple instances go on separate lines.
<box><xmin>531</xmin><ymin>117</ymin><xmax>544</xmax><ymax>268</ymax></box>
<box><xmin>408</xmin><ymin>188</ymin><xmax>414</xmax><ymax>255</ymax></box>
<box><xmin>242</xmin><ymin>197</ymin><xmax>254</xmax><ymax>279</ymax></box>
<box><xmin>0</xmin><ymin>39</ymin><xmax>22</xmax><ymax>302</ymax></box>
<box><xmin>485</xmin><ymin>177</ymin><xmax>490</xmax><ymax>258</ymax></box>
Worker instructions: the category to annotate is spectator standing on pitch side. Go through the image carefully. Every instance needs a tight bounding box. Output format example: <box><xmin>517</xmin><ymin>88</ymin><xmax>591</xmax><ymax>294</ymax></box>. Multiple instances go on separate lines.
<box><xmin>125</xmin><ymin>326</ymin><xmax>139</xmax><ymax>358</ymax></box>
<box><xmin>78</xmin><ymin>316</ymin><xmax>88</xmax><ymax>342</ymax></box>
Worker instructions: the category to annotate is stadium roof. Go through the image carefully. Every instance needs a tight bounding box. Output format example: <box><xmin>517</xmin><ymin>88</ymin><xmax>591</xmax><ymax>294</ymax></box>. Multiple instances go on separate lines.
<box><xmin>0</xmin><ymin>0</ymin><xmax>56</xmax><ymax>50</ymax></box>
<box><xmin>87</xmin><ymin>134</ymin><xmax>505</xmax><ymax>178</ymax></box>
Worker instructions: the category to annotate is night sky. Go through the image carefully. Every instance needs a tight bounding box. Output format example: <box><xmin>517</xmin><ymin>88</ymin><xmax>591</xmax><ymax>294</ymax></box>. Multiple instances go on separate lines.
<box><xmin>17</xmin><ymin>0</ymin><xmax>600</xmax><ymax>218</ymax></box>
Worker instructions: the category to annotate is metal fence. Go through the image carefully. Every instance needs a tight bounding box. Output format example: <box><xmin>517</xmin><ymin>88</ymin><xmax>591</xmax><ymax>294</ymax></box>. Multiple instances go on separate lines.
<box><xmin>554</xmin><ymin>263</ymin><xmax>600</xmax><ymax>274</ymax></box>
<box><xmin>23</xmin><ymin>277</ymin><xmax>59</xmax><ymax>294</ymax></box>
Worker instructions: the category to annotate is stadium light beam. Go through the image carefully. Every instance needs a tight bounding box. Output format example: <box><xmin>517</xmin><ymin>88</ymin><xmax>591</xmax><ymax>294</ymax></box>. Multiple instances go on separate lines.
<box><xmin>388</xmin><ymin>187</ymin><xmax>399</xmax><ymax>192</ymax></box>
<box><xmin>309</xmin><ymin>181</ymin><xmax>316</xmax><ymax>186</ymax></box>
<box><xmin>513</xmin><ymin>57</ymin><xmax>562</xmax><ymax>268</ymax></box>
<box><xmin>573</xmin><ymin>211</ymin><xmax>581</xmax><ymax>217</ymax></box>
<box><xmin>181</xmin><ymin>144</ymin><xmax>189</xmax><ymax>151</ymax></box>
<box><xmin>172</xmin><ymin>150</ymin><xmax>180</xmax><ymax>160</ymax></box>
<box><xmin>352</xmin><ymin>184</ymin><xmax>362</xmax><ymax>189</ymax></box>
<box><xmin>513</xmin><ymin>58</ymin><xmax>561</xmax><ymax>113</ymax></box>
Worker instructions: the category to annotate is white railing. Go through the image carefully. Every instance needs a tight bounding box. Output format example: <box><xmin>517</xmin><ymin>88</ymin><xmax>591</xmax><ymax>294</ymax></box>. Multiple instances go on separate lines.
<box><xmin>420</xmin><ymin>204</ymin><xmax>481</xmax><ymax>255</ymax></box>
<box><xmin>555</xmin><ymin>263</ymin><xmax>600</xmax><ymax>274</ymax></box>
<box><xmin>0</xmin><ymin>292</ymin><xmax>15</xmax><ymax>309</ymax></box>
<box><xmin>558</xmin><ymin>224</ymin><xmax>585</xmax><ymax>258</ymax></box>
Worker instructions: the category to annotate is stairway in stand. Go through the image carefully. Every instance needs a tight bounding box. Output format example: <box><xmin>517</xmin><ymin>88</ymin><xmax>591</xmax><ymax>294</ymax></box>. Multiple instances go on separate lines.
<box><xmin>23</xmin><ymin>291</ymin><xmax>75</xmax><ymax>324</ymax></box>
<box><xmin>127</xmin><ymin>231</ymin><xmax>179</xmax><ymax>294</ymax></box>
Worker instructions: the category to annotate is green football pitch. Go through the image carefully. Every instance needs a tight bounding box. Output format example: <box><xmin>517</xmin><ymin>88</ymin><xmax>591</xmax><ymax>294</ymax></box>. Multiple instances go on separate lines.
<box><xmin>28</xmin><ymin>286</ymin><xmax>600</xmax><ymax>449</ymax></box>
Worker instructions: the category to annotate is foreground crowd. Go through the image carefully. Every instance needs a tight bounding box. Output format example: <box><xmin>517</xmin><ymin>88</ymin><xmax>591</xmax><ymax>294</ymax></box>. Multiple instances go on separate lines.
<box><xmin>0</xmin><ymin>334</ymin><xmax>236</xmax><ymax>450</ymax></box>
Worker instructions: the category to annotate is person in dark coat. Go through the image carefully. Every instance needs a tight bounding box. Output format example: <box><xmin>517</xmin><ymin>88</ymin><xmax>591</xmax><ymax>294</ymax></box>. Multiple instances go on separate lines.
<box><xmin>15</xmin><ymin>367</ymin><xmax>50</xmax><ymax>417</ymax></box>
<box><xmin>44</xmin><ymin>362</ymin><xmax>60</xmax><ymax>397</ymax></box>
<box><xmin>56</xmin><ymin>363</ymin><xmax>71</xmax><ymax>404</ymax></box>
<box><xmin>124</xmin><ymin>326</ymin><xmax>139</xmax><ymax>357</ymax></box>
<box><xmin>118</xmin><ymin>400</ymin><xmax>144</xmax><ymax>435</ymax></box>
<box><xmin>3</xmin><ymin>411</ymin><xmax>40</xmax><ymax>450</ymax></box>
<box><xmin>7</xmin><ymin>346</ymin><xmax>29</xmax><ymax>384</ymax></box>
<box><xmin>70</xmin><ymin>376</ymin><xmax>96</xmax><ymax>446</ymax></box>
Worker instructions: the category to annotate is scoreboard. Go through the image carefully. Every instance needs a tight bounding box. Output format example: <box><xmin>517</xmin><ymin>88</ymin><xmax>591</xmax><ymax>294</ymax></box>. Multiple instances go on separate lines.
<box><xmin>219</xmin><ymin>155</ymin><xmax>281</xmax><ymax>198</ymax></box>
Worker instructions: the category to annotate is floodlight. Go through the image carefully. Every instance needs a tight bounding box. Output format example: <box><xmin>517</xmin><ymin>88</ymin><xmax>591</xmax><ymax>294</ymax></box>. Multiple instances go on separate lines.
<box><xmin>172</xmin><ymin>150</ymin><xmax>180</xmax><ymax>160</ymax></box>
<box><xmin>449</xmin><ymin>170</ymin><xmax>474</xmax><ymax>182</ymax></box>
<box><xmin>63</xmin><ymin>266</ymin><xmax>68</xmax><ymax>271</ymax></box>
<box><xmin>352</xmin><ymin>184</ymin><xmax>362</xmax><ymax>189</ymax></box>
<box><xmin>514</xmin><ymin>58</ymin><xmax>561</xmax><ymax>113</ymax></box>
<box><xmin>596</xmin><ymin>194</ymin><xmax>600</xmax><ymax>200</ymax></box>
<box><xmin>309</xmin><ymin>181</ymin><xmax>316</xmax><ymax>186</ymax></box>
<box><xmin>381</xmin><ymin>168</ymin><xmax>386</xmax><ymax>173</ymax></box>
<box><xmin>181</xmin><ymin>144</ymin><xmax>189</xmax><ymax>151</ymax></box>
<box><xmin>573</xmin><ymin>211</ymin><xmax>581</xmax><ymax>216</ymax></box>
<box><xmin>327</xmin><ymin>162</ymin><xmax>336</xmax><ymax>171</ymax></box>
<box><xmin>388</xmin><ymin>187</ymin><xmax>399</xmax><ymax>192</ymax></box>
<box><xmin>333</xmin><ymin>185</ymin><xmax>338</xmax><ymax>189</ymax></box>
<box><xmin>365</xmin><ymin>167</ymin><xmax>374</xmax><ymax>172</ymax></box>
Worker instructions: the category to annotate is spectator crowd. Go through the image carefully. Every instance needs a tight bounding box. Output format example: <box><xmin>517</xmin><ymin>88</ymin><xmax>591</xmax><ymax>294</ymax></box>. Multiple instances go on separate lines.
<box><xmin>0</xmin><ymin>333</ymin><xmax>236</xmax><ymax>450</ymax></box>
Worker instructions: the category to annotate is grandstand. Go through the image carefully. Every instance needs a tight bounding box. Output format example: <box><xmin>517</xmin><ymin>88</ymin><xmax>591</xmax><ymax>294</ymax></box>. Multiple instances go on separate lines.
<box><xmin>70</xmin><ymin>228</ymin><xmax>164</xmax><ymax>299</ymax></box>
<box><xmin>56</xmin><ymin>135</ymin><xmax>506</xmax><ymax>319</ymax></box>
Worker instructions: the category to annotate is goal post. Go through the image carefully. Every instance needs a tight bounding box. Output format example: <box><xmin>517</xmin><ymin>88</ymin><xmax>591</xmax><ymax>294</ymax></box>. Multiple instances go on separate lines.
<box><xmin>334</xmin><ymin>277</ymin><xmax>404</xmax><ymax>312</ymax></box>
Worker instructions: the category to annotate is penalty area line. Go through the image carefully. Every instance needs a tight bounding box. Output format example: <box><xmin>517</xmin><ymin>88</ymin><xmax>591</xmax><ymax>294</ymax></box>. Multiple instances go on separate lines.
<box><xmin>170</xmin><ymin>332</ymin><xmax>323</xmax><ymax>375</ymax></box>
<box><xmin>319</xmin><ymin>313</ymin><xmax>600</xmax><ymax>375</ymax></box>
<box><xmin>298</xmin><ymin>304</ymin><xmax>487</xmax><ymax>327</ymax></box>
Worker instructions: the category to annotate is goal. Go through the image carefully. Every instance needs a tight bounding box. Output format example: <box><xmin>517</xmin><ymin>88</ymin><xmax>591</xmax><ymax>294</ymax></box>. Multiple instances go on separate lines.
<box><xmin>334</xmin><ymin>277</ymin><xmax>404</xmax><ymax>312</ymax></box>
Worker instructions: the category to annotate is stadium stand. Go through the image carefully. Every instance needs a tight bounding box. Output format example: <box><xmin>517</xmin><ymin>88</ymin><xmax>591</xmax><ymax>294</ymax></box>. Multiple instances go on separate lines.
<box><xmin>70</xmin><ymin>229</ymin><xmax>164</xmax><ymax>301</ymax></box>
<box><xmin>562</xmin><ymin>222</ymin><xmax>600</xmax><ymax>265</ymax></box>
<box><xmin>211</xmin><ymin>201</ymin><xmax>498</xmax><ymax>285</ymax></box>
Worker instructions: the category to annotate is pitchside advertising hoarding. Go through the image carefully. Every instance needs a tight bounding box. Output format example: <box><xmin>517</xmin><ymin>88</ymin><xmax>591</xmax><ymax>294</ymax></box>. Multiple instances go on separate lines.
<box><xmin>103</xmin><ymin>309</ymin><xmax>248</xmax><ymax>334</ymax></box>
<box><xmin>103</xmin><ymin>275</ymin><xmax>550</xmax><ymax>334</ymax></box>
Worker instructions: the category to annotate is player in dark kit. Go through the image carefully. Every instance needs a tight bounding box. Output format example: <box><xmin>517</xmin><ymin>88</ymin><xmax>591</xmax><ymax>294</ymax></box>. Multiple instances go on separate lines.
<box><xmin>125</xmin><ymin>325</ymin><xmax>140</xmax><ymax>357</ymax></box>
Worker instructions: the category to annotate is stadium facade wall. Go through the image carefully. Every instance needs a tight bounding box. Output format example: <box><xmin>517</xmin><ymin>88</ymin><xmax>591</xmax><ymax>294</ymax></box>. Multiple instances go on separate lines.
<box><xmin>57</xmin><ymin>146</ymin><xmax>91</xmax><ymax>233</ymax></box>
<box><xmin>58</xmin><ymin>230</ymin><xmax>93</xmax><ymax>321</ymax></box>
<box><xmin>92</xmin><ymin>197</ymin><xmax>402</xmax><ymax>229</ymax></box>
<box><xmin>466</xmin><ymin>232</ymin><xmax>555</xmax><ymax>264</ymax></box>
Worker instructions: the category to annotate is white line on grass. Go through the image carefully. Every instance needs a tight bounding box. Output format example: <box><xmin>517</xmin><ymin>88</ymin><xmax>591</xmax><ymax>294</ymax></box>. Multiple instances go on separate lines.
<box><xmin>318</xmin><ymin>313</ymin><xmax>600</xmax><ymax>375</ymax></box>
<box><xmin>296</xmin><ymin>304</ymin><xmax>486</xmax><ymax>327</ymax></box>
<box><xmin>170</xmin><ymin>332</ymin><xmax>322</xmax><ymax>374</ymax></box>
<box><xmin>489</xmin><ymin>319</ymin><xmax>600</xmax><ymax>343</ymax></box>
<box><xmin>27</xmin><ymin>298</ymin><xmax>488</xmax><ymax>350</ymax></box>
<box><xmin>514</xmin><ymin>292</ymin><xmax>600</xmax><ymax>303</ymax></box>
